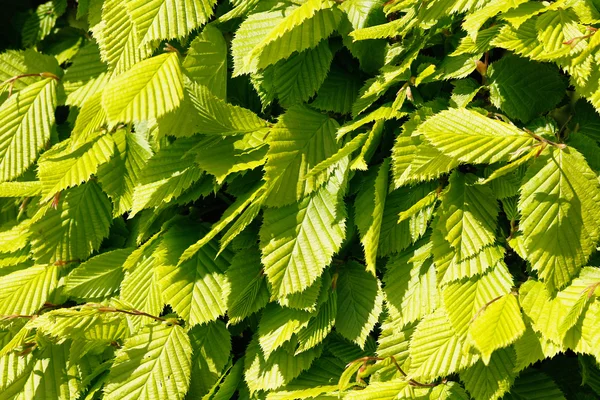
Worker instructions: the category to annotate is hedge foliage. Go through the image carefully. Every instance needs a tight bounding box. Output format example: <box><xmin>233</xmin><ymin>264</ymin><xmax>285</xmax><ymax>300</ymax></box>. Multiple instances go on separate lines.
<box><xmin>1</xmin><ymin>0</ymin><xmax>600</xmax><ymax>399</ymax></box>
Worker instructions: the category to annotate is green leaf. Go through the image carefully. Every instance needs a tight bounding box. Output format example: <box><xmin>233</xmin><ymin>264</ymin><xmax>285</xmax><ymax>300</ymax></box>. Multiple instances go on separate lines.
<box><xmin>97</xmin><ymin>129</ymin><xmax>153</xmax><ymax>216</ymax></box>
<box><xmin>231</xmin><ymin>0</ymin><xmax>341</xmax><ymax>75</ymax></box>
<box><xmin>102</xmin><ymin>53</ymin><xmax>184</xmax><ymax>125</ymax></box>
<box><xmin>311</xmin><ymin>66</ymin><xmax>362</xmax><ymax>115</ymax></box>
<box><xmin>186</xmin><ymin>81</ymin><xmax>267</xmax><ymax>136</ymax></box>
<box><xmin>487</xmin><ymin>55</ymin><xmax>567</xmax><ymax>122</ymax></box>
<box><xmin>264</xmin><ymin>105</ymin><xmax>340</xmax><ymax>206</ymax></box>
<box><xmin>384</xmin><ymin>240</ymin><xmax>439</xmax><ymax>326</ymax></box>
<box><xmin>180</xmin><ymin>182</ymin><xmax>265</xmax><ymax>261</ymax></box>
<box><xmin>278</xmin><ymin>272</ymin><xmax>323</xmax><ymax>311</ymax></box>
<box><xmin>63</xmin><ymin>42</ymin><xmax>107</xmax><ymax>106</ymax></box>
<box><xmin>462</xmin><ymin>0</ymin><xmax>528</xmax><ymax>39</ymax></box>
<box><xmin>408</xmin><ymin>307</ymin><xmax>477</xmax><ymax>381</ymax></box>
<box><xmin>212</xmin><ymin>358</ymin><xmax>244</xmax><ymax>400</ymax></box>
<box><xmin>0</xmin><ymin>78</ymin><xmax>57</xmax><ymax>182</ymax></box>
<box><xmin>536</xmin><ymin>9</ymin><xmax>584</xmax><ymax>58</ymax></box>
<box><xmin>244</xmin><ymin>337</ymin><xmax>322</xmax><ymax>393</ymax></box>
<box><xmin>104</xmin><ymin>321</ymin><xmax>192</xmax><ymax>400</ymax></box>
<box><xmin>70</xmin><ymin>89</ymin><xmax>108</xmax><ymax>145</ymax></box>
<box><xmin>65</xmin><ymin>248</ymin><xmax>134</xmax><ymax>300</ymax></box>
<box><xmin>556</xmin><ymin>267</ymin><xmax>600</xmax><ymax>338</ymax></box>
<box><xmin>442</xmin><ymin>264</ymin><xmax>514</xmax><ymax>338</ymax></box>
<box><xmin>272</xmin><ymin>41</ymin><xmax>333</xmax><ymax>106</ymax></box>
<box><xmin>460</xmin><ymin>347</ymin><xmax>517</xmax><ymax>400</ymax></box>
<box><xmin>127</xmin><ymin>0</ymin><xmax>216</xmax><ymax>44</ymax></box>
<box><xmin>513</xmin><ymin>326</ymin><xmax>561</xmax><ymax>373</ymax></box>
<box><xmin>392</xmin><ymin>136</ymin><xmax>460</xmax><ymax>188</ymax></box>
<box><xmin>306</xmin><ymin>133</ymin><xmax>368</xmax><ymax>179</ymax></box>
<box><xmin>379</xmin><ymin>182</ymin><xmax>437</xmax><ymax>256</ymax></box>
<box><xmin>518</xmin><ymin>280</ymin><xmax>567</xmax><ymax>345</ymax></box>
<box><xmin>94</xmin><ymin>0</ymin><xmax>154</xmax><ymax>74</ymax></box>
<box><xmin>502</xmin><ymin>369</ymin><xmax>566</xmax><ymax>400</ymax></box>
<box><xmin>38</xmin><ymin>134</ymin><xmax>115</xmax><ymax>201</ymax></box>
<box><xmin>259</xmin><ymin>303</ymin><xmax>312</xmax><ymax>358</ymax></box>
<box><xmin>183</xmin><ymin>24</ymin><xmax>227</xmax><ymax>99</ymax></box>
<box><xmin>376</xmin><ymin>316</ymin><xmax>415</xmax><ymax>376</ymax></box>
<box><xmin>120</xmin><ymin>234</ymin><xmax>164</xmax><ymax>321</ymax></box>
<box><xmin>0</xmin><ymin>181</ymin><xmax>41</xmax><ymax>198</ymax></box>
<box><xmin>351</xmin><ymin>118</ymin><xmax>384</xmax><ymax>171</ymax></box>
<box><xmin>430</xmin><ymin>381</ymin><xmax>470</xmax><ymax>399</ymax></box>
<box><xmin>0</xmin><ymin>342</ymin><xmax>79</xmax><ymax>399</ymax></box>
<box><xmin>417</xmin><ymin>108</ymin><xmax>536</xmax><ymax>165</ymax></box>
<box><xmin>355</xmin><ymin>159</ymin><xmax>389</xmax><ymax>274</ymax></box>
<box><xmin>296</xmin><ymin>287</ymin><xmax>337</xmax><ymax>354</ymax></box>
<box><xmin>452</xmin><ymin>25</ymin><xmax>503</xmax><ymax>57</ymax></box>
<box><xmin>192</xmin><ymin>132</ymin><xmax>268</xmax><ymax>184</ymax></box>
<box><xmin>188</xmin><ymin>320</ymin><xmax>232</xmax><ymax>398</ymax></box>
<box><xmin>260</xmin><ymin>174</ymin><xmax>346</xmax><ymax>297</ymax></box>
<box><xmin>434</xmin><ymin>172</ymin><xmax>499</xmax><ymax>261</ymax></box>
<box><xmin>30</xmin><ymin>307</ymin><xmax>127</xmax><ymax>343</ymax></box>
<box><xmin>468</xmin><ymin>294</ymin><xmax>526</xmax><ymax>364</ymax></box>
<box><xmin>581</xmin><ymin>355</ymin><xmax>600</xmax><ymax>396</ymax></box>
<box><xmin>130</xmin><ymin>137</ymin><xmax>203</xmax><ymax>216</ymax></box>
<box><xmin>266</xmin><ymin>355</ymin><xmax>343</xmax><ymax>400</ymax></box>
<box><xmin>337</xmin><ymin>103</ymin><xmax>400</xmax><ymax>140</ymax></box>
<box><xmin>344</xmin><ymin>379</ymin><xmax>410</xmax><ymax>400</ymax></box>
<box><xmin>21</xmin><ymin>0</ymin><xmax>67</xmax><ymax>47</ymax></box>
<box><xmin>29</xmin><ymin>182</ymin><xmax>112</xmax><ymax>264</ymax></box>
<box><xmin>0</xmin><ymin>49</ymin><xmax>61</xmax><ymax>94</ymax></box>
<box><xmin>0</xmin><ymin>264</ymin><xmax>59</xmax><ymax>316</ymax></box>
<box><xmin>518</xmin><ymin>147</ymin><xmax>600</xmax><ymax>290</ymax></box>
<box><xmin>335</xmin><ymin>260</ymin><xmax>383</xmax><ymax>348</ymax></box>
<box><xmin>158</xmin><ymin>222</ymin><xmax>232</xmax><ymax>326</ymax></box>
<box><xmin>225</xmin><ymin>247</ymin><xmax>270</xmax><ymax>324</ymax></box>
<box><xmin>449</xmin><ymin>78</ymin><xmax>482</xmax><ymax>108</ymax></box>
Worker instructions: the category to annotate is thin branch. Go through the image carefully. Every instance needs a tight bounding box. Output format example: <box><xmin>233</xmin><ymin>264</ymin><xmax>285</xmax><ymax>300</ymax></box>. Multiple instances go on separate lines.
<box><xmin>95</xmin><ymin>306</ymin><xmax>173</xmax><ymax>324</ymax></box>
<box><xmin>2</xmin><ymin>72</ymin><xmax>60</xmax><ymax>97</ymax></box>
<box><xmin>0</xmin><ymin>314</ymin><xmax>35</xmax><ymax>320</ymax></box>
<box><xmin>346</xmin><ymin>356</ymin><xmax>440</xmax><ymax>388</ymax></box>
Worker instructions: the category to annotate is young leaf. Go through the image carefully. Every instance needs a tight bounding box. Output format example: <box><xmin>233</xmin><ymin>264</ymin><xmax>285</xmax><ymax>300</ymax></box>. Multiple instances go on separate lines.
<box><xmin>408</xmin><ymin>308</ymin><xmax>477</xmax><ymax>381</ymax></box>
<box><xmin>0</xmin><ymin>78</ymin><xmax>57</xmax><ymax>182</ymax></box>
<box><xmin>487</xmin><ymin>55</ymin><xmax>566</xmax><ymax>122</ymax></box>
<box><xmin>260</xmin><ymin>176</ymin><xmax>346</xmax><ymax>297</ymax></box>
<box><xmin>0</xmin><ymin>264</ymin><xmax>59</xmax><ymax>316</ymax></box>
<box><xmin>417</xmin><ymin>108</ymin><xmax>536</xmax><ymax>164</ymax></box>
<box><xmin>29</xmin><ymin>182</ymin><xmax>112</xmax><ymax>264</ymax></box>
<box><xmin>468</xmin><ymin>294</ymin><xmax>526</xmax><ymax>364</ymax></box>
<box><xmin>127</xmin><ymin>0</ymin><xmax>216</xmax><ymax>44</ymax></box>
<box><xmin>335</xmin><ymin>261</ymin><xmax>383</xmax><ymax>348</ymax></box>
<box><xmin>263</xmin><ymin>105</ymin><xmax>340</xmax><ymax>207</ymax></box>
<box><xmin>158</xmin><ymin>222</ymin><xmax>232</xmax><ymax>327</ymax></box>
<box><xmin>182</xmin><ymin>24</ymin><xmax>227</xmax><ymax>99</ymax></box>
<box><xmin>104</xmin><ymin>321</ymin><xmax>193</xmax><ymax>400</ymax></box>
<box><xmin>355</xmin><ymin>159</ymin><xmax>389</xmax><ymax>274</ymax></box>
<box><xmin>231</xmin><ymin>0</ymin><xmax>341</xmax><ymax>75</ymax></box>
<box><xmin>102</xmin><ymin>53</ymin><xmax>184</xmax><ymax>125</ymax></box>
<box><xmin>65</xmin><ymin>248</ymin><xmax>134</xmax><ymax>300</ymax></box>
<box><xmin>518</xmin><ymin>147</ymin><xmax>600</xmax><ymax>290</ymax></box>
<box><xmin>38</xmin><ymin>134</ymin><xmax>115</xmax><ymax>201</ymax></box>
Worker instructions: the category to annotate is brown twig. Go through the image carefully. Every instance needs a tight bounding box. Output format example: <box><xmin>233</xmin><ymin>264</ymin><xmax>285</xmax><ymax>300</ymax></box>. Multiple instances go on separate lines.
<box><xmin>347</xmin><ymin>356</ymin><xmax>439</xmax><ymax>388</ymax></box>
<box><xmin>2</xmin><ymin>73</ymin><xmax>60</xmax><ymax>97</ymax></box>
<box><xmin>96</xmin><ymin>306</ymin><xmax>173</xmax><ymax>324</ymax></box>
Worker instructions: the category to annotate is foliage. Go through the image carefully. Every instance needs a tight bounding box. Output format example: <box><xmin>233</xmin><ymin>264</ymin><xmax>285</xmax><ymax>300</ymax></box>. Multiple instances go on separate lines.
<box><xmin>2</xmin><ymin>0</ymin><xmax>600</xmax><ymax>399</ymax></box>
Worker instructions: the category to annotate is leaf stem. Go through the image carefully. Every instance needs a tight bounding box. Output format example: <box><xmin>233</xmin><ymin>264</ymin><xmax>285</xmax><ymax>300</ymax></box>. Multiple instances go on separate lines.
<box><xmin>347</xmin><ymin>356</ymin><xmax>439</xmax><ymax>388</ymax></box>
<box><xmin>1</xmin><ymin>72</ymin><xmax>60</xmax><ymax>97</ymax></box>
<box><xmin>95</xmin><ymin>306</ymin><xmax>173</xmax><ymax>324</ymax></box>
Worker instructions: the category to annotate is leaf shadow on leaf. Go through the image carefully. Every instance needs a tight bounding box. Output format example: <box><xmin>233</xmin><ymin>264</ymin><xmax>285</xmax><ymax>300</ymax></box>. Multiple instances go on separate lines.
<box><xmin>107</xmin><ymin>330</ymin><xmax>154</xmax><ymax>387</ymax></box>
<box><xmin>528</xmin><ymin>191</ymin><xmax>582</xmax><ymax>282</ymax></box>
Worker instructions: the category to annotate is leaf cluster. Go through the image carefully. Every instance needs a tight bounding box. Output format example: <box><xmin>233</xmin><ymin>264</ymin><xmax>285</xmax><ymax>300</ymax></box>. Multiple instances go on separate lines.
<box><xmin>1</xmin><ymin>0</ymin><xmax>600</xmax><ymax>399</ymax></box>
